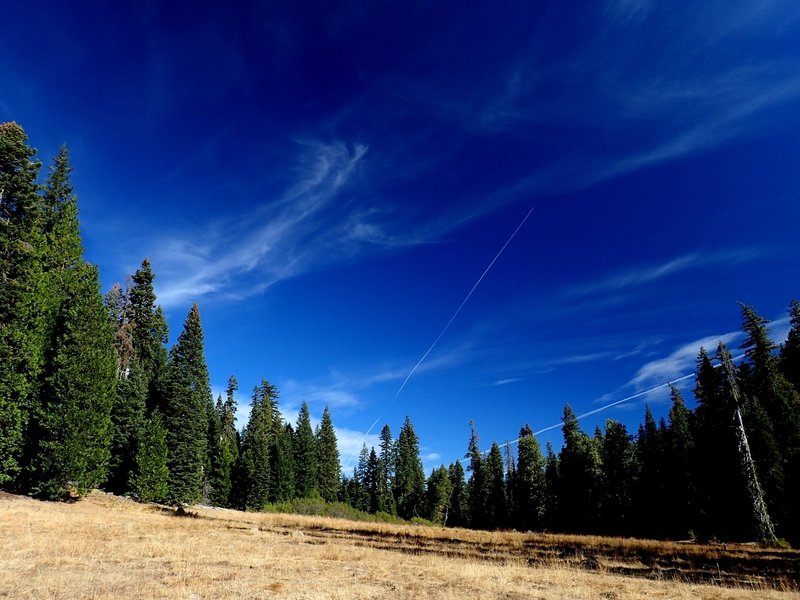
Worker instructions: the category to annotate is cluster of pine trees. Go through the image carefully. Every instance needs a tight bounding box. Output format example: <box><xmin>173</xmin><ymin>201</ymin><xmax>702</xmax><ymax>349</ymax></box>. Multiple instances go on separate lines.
<box><xmin>2</xmin><ymin>123</ymin><xmax>799</xmax><ymax>544</ymax></box>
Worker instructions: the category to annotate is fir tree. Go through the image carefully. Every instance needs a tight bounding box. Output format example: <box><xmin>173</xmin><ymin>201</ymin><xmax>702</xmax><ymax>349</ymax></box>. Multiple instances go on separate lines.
<box><xmin>663</xmin><ymin>384</ymin><xmax>695</xmax><ymax>539</ymax></box>
<box><xmin>633</xmin><ymin>405</ymin><xmax>667</xmax><ymax>538</ymax></box>
<box><xmin>394</xmin><ymin>416</ymin><xmax>425</xmax><ymax>520</ymax></box>
<box><xmin>294</xmin><ymin>401</ymin><xmax>318</xmax><ymax>498</ymax></box>
<box><xmin>235</xmin><ymin>380</ymin><xmax>276</xmax><ymax>510</ymax></box>
<box><xmin>543</xmin><ymin>442</ymin><xmax>559</xmax><ymax>531</ymax></box>
<box><xmin>781</xmin><ymin>299</ymin><xmax>800</xmax><ymax>391</ymax></box>
<box><xmin>162</xmin><ymin>304</ymin><xmax>211</xmax><ymax>504</ymax></box>
<box><xmin>514</xmin><ymin>425</ymin><xmax>546</xmax><ymax>531</ymax></box>
<box><xmin>131</xmin><ymin>411</ymin><xmax>169</xmax><ymax>503</ymax></box>
<box><xmin>212</xmin><ymin>375</ymin><xmax>240</xmax><ymax>506</ymax></box>
<box><xmin>377</xmin><ymin>424</ymin><xmax>397</xmax><ymax>515</ymax></box>
<box><xmin>351</xmin><ymin>444</ymin><xmax>371</xmax><ymax>512</ymax></box>
<box><xmin>270</xmin><ymin>421</ymin><xmax>295</xmax><ymax>502</ymax></box>
<box><xmin>557</xmin><ymin>405</ymin><xmax>601</xmax><ymax>533</ymax></box>
<box><xmin>315</xmin><ymin>406</ymin><xmax>340</xmax><ymax>502</ymax></box>
<box><xmin>105</xmin><ymin>361</ymin><xmax>147</xmax><ymax>494</ymax></box>
<box><xmin>485</xmin><ymin>442</ymin><xmax>507</xmax><ymax>529</ymax></box>
<box><xmin>599</xmin><ymin>420</ymin><xmax>635</xmax><ymax>536</ymax></box>
<box><xmin>0</xmin><ymin>122</ymin><xmax>44</xmax><ymax>487</ymax></box>
<box><xmin>447</xmin><ymin>460</ymin><xmax>469</xmax><ymax>528</ymax></box>
<box><xmin>30</xmin><ymin>263</ymin><xmax>117</xmax><ymax>498</ymax></box>
<box><xmin>425</xmin><ymin>465</ymin><xmax>453</xmax><ymax>525</ymax></box>
<box><xmin>465</xmin><ymin>420</ymin><xmax>486</xmax><ymax>529</ymax></box>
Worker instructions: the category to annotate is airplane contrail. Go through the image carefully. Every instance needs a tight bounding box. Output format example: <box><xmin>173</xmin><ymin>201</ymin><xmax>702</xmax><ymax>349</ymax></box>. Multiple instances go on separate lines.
<box><xmin>353</xmin><ymin>206</ymin><xmax>536</xmax><ymax>455</ymax></box>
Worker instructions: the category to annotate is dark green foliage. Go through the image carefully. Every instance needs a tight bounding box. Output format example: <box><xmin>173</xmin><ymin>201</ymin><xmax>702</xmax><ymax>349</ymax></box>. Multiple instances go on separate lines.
<box><xmin>447</xmin><ymin>460</ymin><xmax>468</xmax><ymax>528</ymax></box>
<box><xmin>350</xmin><ymin>445</ymin><xmax>371</xmax><ymax>512</ymax></box>
<box><xmin>235</xmin><ymin>380</ymin><xmax>276</xmax><ymax>510</ymax></box>
<box><xmin>29</xmin><ymin>264</ymin><xmax>117</xmax><ymax>498</ymax></box>
<box><xmin>465</xmin><ymin>421</ymin><xmax>486</xmax><ymax>529</ymax></box>
<box><xmin>270</xmin><ymin>422</ymin><xmax>295</xmax><ymax>502</ymax></box>
<box><xmin>662</xmin><ymin>385</ymin><xmax>695</xmax><ymax>539</ymax></box>
<box><xmin>294</xmin><ymin>401</ymin><xmax>318</xmax><ymax>498</ymax></box>
<box><xmin>556</xmin><ymin>405</ymin><xmax>601</xmax><ymax>533</ymax></box>
<box><xmin>0</xmin><ymin>122</ymin><xmax>44</xmax><ymax>487</ymax></box>
<box><xmin>599</xmin><ymin>420</ymin><xmax>636</xmax><ymax>536</ymax></box>
<box><xmin>131</xmin><ymin>411</ymin><xmax>169</xmax><ymax>503</ymax></box>
<box><xmin>543</xmin><ymin>442</ymin><xmax>559</xmax><ymax>530</ymax></box>
<box><xmin>128</xmin><ymin>259</ymin><xmax>168</xmax><ymax>393</ymax></box>
<box><xmin>425</xmin><ymin>465</ymin><xmax>453</xmax><ymax>524</ymax></box>
<box><xmin>782</xmin><ymin>300</ymin><xmax>800</xmax><ymax>391</ymax></box>
<box><xmin>633</xmin><ymin>405</ymin><xmax>668</xmax><ymax>538</ymax></box>
<box><xmin>377</xmin><ymin>424</ymin><xmax>397</xmax><ymax>515</ymax></box>
<box><xmin>394</xmin><ymin>416</ymin><xmax>426</xmax><ymax>520</ymax></box>
<box><xmin>106</xmin><ymin>361</ymin><xmax>147</xmax><ymax>494</ymax></box>
<box><xmin>513</xmin><ymin>425</ymin><xmax>546</xmax><ymax>531</ymax></box>
<box><xmin>210</xmin><ymin>376</ymin><xmax>240</xmax><ymax>506</ymax></box>
<box><xmin>364</xmin><ymin>447</ymin><xmax>380</xmax><ymax>513</ymax></box>
<box><xmin>485</xmin><ymin>442</ymin><xmax>507</xmax><ymax>529</ymax></box>
<box><xmin>316</xmin><ymin>406</ymin><xmax>340</xmax><ymax>502</ymax></box>
<box><xmin>163</xmin><ymin>304</ymin><xmax>211</xmax><ymax>504</ymax></box>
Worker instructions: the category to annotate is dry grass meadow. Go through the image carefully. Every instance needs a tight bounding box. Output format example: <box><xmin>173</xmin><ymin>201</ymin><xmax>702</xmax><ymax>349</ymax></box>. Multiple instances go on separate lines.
<box><xmin>1</xmin><ymin>491</ymin><xmax>798</xmax><ymax>599</ymax></box>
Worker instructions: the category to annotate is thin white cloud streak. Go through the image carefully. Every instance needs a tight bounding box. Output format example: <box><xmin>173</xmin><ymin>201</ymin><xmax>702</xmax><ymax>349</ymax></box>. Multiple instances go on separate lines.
<box><xmin>566</xmin><ymin>249</ymin><xmax>764</xmax><ymax>299</ymax></box>
<box><xmin>337</xmin><ymin>427</ymin><xmax>380</xmax><ymax>473</ymax></box>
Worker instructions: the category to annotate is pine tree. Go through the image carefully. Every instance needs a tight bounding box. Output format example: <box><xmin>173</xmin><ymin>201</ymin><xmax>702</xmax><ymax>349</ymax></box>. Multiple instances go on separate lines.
<box><xmin>0</xmin><ymin>122</ymin><xmax>44</xmax><ymax>487</ymax></box>
<box><xmin>447</xmin><ymin>460</ymin><xmax>469</xmax><ymax>528</ymax></box>
<box><xmin>779</xmin><ymin>300</ymin><xmax>800</xmax><ymax>543</ymax></box>
<box><xmin>29</xmin><ymin>263</ymin><xmax>117</xmax><ymax>499</ymax></box>
<box><xmin>162</xmin><ymin>304</ymin><xmax>211</xmax><ymax>504</ymax></box>
<box><xmin>351</xmin><ymin>444</ymin><xmax>371</xmax><ymax>512</ymax></box>
<box><xmin>633</xmin><ymin>405</ymin><xmax>667</xmax><ymax>538</ymax></box>
<box><xmin>485</xmin><ymin>442</ymin><xmax>507</xmax><ymax>529</ymax></box>
<box><xmin>465</xmin><ymin>420</ymin><xmax>486</xmax><ymax>529</ymax></box>
<box><xmin>211</xmin><ymin>375</ymin><xmax>240</xmax><ymax>506</ymax></box>
<box><xmin>131</xmin><ymin>411</ymin><xmax>169</xmax><ymax>503</ymax></box>
<box><xmin>315</xmin><ymin>406</ymin><xmax>340</xmax><ymax>503</ymax></box>
<box><xmin>365</xmin><ymin>447</ymin><xmax>380</xmax><ymax>513</ymax></box>
<box><xmin>377</xmin><ymin>424</ymin><xmax>397</xmax><ymax>515</ymax></box>
<box><xmin>425</xmin><ymin>465</ymin><xmax>453</xmax><ymax>525</ymax></box>
<box><xmin>514</xmin><ymin>425</ymin><xmax>546</xmax><ymax>531</ymax></box>
<box><xmin>294</xmin><ymin>401</ymin><xmax>318</xmax><ymax>498</ymax></box>
<box><xmin>394</xmin><ymin>416</ymin><xmax>426</xmax><ymax>520</ymax></box>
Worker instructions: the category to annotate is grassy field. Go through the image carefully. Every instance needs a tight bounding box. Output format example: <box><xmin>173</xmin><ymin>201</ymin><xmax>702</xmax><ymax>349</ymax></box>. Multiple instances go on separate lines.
<box><xmin>1</xmin><ymin>491</ymin><xmax>798</xmax><ymax>599</ymax></box>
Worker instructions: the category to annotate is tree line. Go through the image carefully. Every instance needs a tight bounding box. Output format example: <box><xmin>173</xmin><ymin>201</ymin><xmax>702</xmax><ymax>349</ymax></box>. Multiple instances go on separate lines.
<box><xmin>2</xmin><ymin>123</ymin><xmax>799</xmax><ymax>544</ymax></box>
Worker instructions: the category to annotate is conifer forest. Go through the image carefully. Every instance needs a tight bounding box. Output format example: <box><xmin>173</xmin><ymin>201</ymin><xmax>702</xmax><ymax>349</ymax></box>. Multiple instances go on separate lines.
<box><xmin>2</xmin><ymin>122</ymin><xmax>799</xmax><ymax>545</ymax></box>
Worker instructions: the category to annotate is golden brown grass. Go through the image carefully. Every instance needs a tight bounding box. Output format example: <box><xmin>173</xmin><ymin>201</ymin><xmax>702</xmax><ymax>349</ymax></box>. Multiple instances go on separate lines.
<box><xmin>1</xmin><ymin>491</ymin><xmax>798</xmax><ymax>599</ymax></box>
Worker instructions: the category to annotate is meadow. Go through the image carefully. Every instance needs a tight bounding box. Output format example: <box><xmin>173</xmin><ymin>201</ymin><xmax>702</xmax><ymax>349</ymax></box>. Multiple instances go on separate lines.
<box><xmin>1</xmin><ymin>491</ymin><xmax>798</xmax><ymax>599</ymax></box>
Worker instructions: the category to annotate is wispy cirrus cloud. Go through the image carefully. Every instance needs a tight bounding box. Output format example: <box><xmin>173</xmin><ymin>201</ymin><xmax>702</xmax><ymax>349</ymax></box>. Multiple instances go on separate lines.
<box><xmin>150</xmin><ymin>140</ymin><xmax>373</xmax><ymax>308</ymax></box>
<box><xmin>566</xmin><ymin>248</ymin><xmax>765</xmax><ymax>299</ymax></box>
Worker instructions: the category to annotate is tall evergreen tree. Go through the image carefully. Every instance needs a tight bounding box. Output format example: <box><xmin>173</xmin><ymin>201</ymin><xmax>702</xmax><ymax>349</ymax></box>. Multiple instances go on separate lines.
<box><xmin>130</xmin><ymin>411</ymin><xmax>169</xmax><ymax>503</ymax></box>
<box><xmin>781</xmin><ymin>299</ymin><xmax>800</xmax><ymax>391</ymax></box>
<box><xmin>394</xmin><ymin>416</ymin><xmax>426</xmax><ymax>520</ymax></box>
<box><xmin>294</xmin><ymin>401</ymin><xmax>318</xmax><ymax>498</ymax></box>
<box><xmin>693</xmin><ymin>346</ymin><xmax>751</xmax><ymax>540</ymax></box>
<box><xmin>425</xmin><ymin>465</ymin><xmax>453</xmax><ymax>525</ymax></box>
<box><xmin>663</xmin><ymin>385</ymin><xmax>695</xmax><ymax>539</ymax></box>
<box><xmin>105</xmin><ymin>361</ymin><xmax>147</xmax><ymax>494</ymax></box>
<box><xmin>351</xmin><ymin>444</ymin><xmax>371</xmax><ymax>512</ymax></box>
<box><xmin>235</xmin><ymin>380</ymin><xmax>276</xmax><ymax>510</ymax></box>
<box><xmin>447</xmin><ymin>460</ymin><xmax>469</xmax><ymax>528</ymax></box>
<box><xmin>633</xmin><ymin>405</ymin><xmax>667</xmax><ymax>538</ymax></box>
<box><xmin>485</xmin><ymin>442</ymin><xmax>507</xmax><ymax>529</ymax></box>
<box><xmin>557</xmin><ymin>405</ymin><xmax>601</xmax><ymax>533</ymax></box>
<box><xmin>365</xmin><ymin>447</ymin><xmax>380</xmax><ymax>513</ymax></box>
<box><xmin>543</xmin><ymin>442</ymin><xmax>559</xmax><ymax>531</ymax></box>
<box><xmin>599</xmin><ymin>420</ymin><xmax>636</xmax><ymax>536</ymax></box>
<box><xmin>377</xmin><ymin>424</ymin><xmax>397</xmax><ymax>515</ymax></box>
<box><xmin>465</xmin><ymin>420</ymin><xmax>487</xmax><ymax>529</ymax></box>
<box><xmin>162</xmin><ymin>304</ymin><xmax>211</xmax><ymax>504</ymax></box>
<box><xmin>270</xmin><ymin>421</ymin><xmax>295</xmax><ymax>502</ymax></box>
<box><xmin>29</xmin><ymin>263</ymin><xmax>117</xmax><ymax>498</ymax></box>
<box><xmin>316</xmin><ymin>406</ymin><xmax>340</xmax><ymax>502</ymax></box>
<box><xmin>514</xmin><ymin>425</ymin><xmax>546</xmax><ymax>531</ymax></box>
<box><xmin>0</xmin><ymin>122</ymin><xmax>44</xmax><ymax>487</ymax></box>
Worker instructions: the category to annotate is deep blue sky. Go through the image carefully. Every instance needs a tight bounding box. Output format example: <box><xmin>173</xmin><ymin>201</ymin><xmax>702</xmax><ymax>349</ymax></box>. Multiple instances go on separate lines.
<box><xmin>3</xmin><ymin>1</ymin><xmax>799</xmax><ymax>473</ymax></box>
